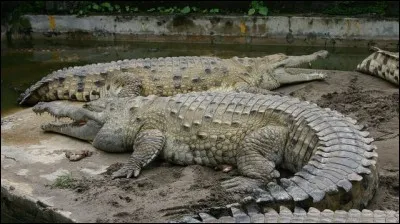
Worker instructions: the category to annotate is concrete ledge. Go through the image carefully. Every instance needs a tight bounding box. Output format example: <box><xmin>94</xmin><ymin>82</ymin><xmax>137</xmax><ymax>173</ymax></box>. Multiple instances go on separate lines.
<box><xmin>13</xmin><ymin>15</ymin><xmax>399</xmax><ymax>47</ymax></box>
<box><xmin>1</xmin><ymin>180</ymin><xmax>75</xmax><ymax>223</ymax></box>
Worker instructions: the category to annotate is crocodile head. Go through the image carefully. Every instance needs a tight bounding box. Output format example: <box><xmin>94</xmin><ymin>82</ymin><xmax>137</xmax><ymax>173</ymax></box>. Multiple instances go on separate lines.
<box><xmin>282</xmin><ymin>50</ymin><xmax>329</xmax><ymax>68</ymax></box>
<box><xmin>32</xmin><ymin>97</ymin><xmax>151</xmax><ymax>152</ymax></box>
<box><xmin>32</xmin><ymin>101</ymin><xmax>106</xmax><ymax>142</ymax></box>
<box><xmin>256</xmin><ymin>50</ymin><xmax>329</xmax><ymax>76</ymax></box>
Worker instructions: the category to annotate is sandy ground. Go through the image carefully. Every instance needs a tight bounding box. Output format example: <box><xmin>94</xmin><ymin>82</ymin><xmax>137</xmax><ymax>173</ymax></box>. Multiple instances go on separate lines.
<box><xmin>1</xmin><ymin>69</ymin><xmax>398</xmax><ymax>222</ymax></box>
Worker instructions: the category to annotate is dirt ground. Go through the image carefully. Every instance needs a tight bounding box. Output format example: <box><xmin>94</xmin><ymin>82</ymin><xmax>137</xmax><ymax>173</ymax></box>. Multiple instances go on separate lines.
<box><xmin>2</xmin><ymin>69</ymin><xmax>398</xmax><ymax>223</ymax></box>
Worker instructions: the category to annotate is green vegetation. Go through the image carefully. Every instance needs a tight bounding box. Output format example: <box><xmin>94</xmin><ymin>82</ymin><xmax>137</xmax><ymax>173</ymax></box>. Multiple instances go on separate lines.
<box><xmin>48</xmin><ymin>173</ymin><xmax>89</xmax><ymax>193</ymax></box>
<box><xmin>248</xmin><ymin>1</ymin><xmax>268</xmax><ymax>16</ymax></box>
<box><xmin>1</xmin><ymin>1</ymin><xmax>397</xmax><ymax>24</ymax></box>
<box><xmin>51</xmin><ymin>173</ymin><xmax>77</xmax><ymax>189</ymax></box>
<box><xmin>76</xmin><ymin>2</ymin><xmax>138</xmax><ymax>16</ymax></box>
<box><xmin>76</xmin><ymin>3</ymin><xmax>224</xmax><ymax>16</ymax></box>
<box><xmin>1</xmin><ymin>1</ymin><xmax>270</xmax><ymax>20</ymax></box>
<box><xmin>322</xmin><ymin>1</ymin><xmax>387</xmax><ymax>16</ymax></box>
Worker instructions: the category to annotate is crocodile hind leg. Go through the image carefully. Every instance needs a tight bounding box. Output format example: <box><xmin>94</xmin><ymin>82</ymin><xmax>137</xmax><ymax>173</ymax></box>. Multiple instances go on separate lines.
<box><xmin>111</xmin><ymin>72</ymin><xmax>143</xmax><ymax>98</ymax></box>
<box><xmin>221</xmin><ymin>125</ymin><xmax>288</xmax><ymax>193</ymax></box>
<box><xmin>273</xmin><ymin>67</ymin><xmax>327</xmax><ymax>85</ymax></box>
<box><xmin>83</xmin><ymin>97</ymin><xmax>116</xmax><ymax>112</ymax></box>
<box><xmin>83</xmin><ymin>72</ymin><xmax>143</xmax><ymax>112</ymax></box>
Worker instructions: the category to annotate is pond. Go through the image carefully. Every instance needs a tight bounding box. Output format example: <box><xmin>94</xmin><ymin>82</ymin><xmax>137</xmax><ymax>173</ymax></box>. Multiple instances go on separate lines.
<box><xmin>0</xmin><ymin>39</ymin><xmax>384</xmax><ymax>116</ymax></box>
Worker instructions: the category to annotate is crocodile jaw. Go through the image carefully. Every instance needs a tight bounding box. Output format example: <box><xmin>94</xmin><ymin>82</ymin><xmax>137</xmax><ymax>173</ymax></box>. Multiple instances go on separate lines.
<box><xmin>33</xmin><ymin>102</ymin><xmax>103</xmax><ymax>141</ymax></box>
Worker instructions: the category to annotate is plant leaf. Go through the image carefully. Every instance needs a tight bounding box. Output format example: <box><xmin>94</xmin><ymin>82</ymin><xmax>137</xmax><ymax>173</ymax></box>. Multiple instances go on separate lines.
<box><xmin>101</xmin><ymin>2</ymin><xmax>111</xmax><ymax>9</ymax></box>
<box><xmin>181</xmin><ymin>6</ymin><xmax>191</xmax><ymax>14</ymax></box>
<box><xmin>248</xmin><ymin>8</ymin><xmax>256</xmax><ymax>15</ymax></box>
<box><xmin>258</xmin><ymin>7</ymin><xmax>268</xmax><ymax>16</ymax></box>
<box><xmin>210</xmin><ymin>8</ymin><xmax>219</xmax><ymax>13</ymax></box>
<box><xmin>92</xmin><ymin>4</ymin><xmax>99</xmax><ymax>10</ymax></box>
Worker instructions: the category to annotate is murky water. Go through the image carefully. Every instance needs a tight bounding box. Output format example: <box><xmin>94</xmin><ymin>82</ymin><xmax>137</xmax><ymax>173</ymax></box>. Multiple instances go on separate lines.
<box><xmin>1</xmin><ymin>39</ymin><xmax>387</xmax><ymax>116</ymax></box>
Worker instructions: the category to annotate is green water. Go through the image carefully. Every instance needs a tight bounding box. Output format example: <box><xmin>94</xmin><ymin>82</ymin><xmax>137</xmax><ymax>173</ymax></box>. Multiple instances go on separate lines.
<box><xmin>0</xmin><ymin>39</ymin><xmax>383</xmax><ymax>116</ymax></box>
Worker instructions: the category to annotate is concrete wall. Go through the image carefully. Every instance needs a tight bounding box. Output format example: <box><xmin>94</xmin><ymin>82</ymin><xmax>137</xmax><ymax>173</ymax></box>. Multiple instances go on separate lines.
<box><xmin>8</xmin><ymin>15</ymin><xmax>400</xmax><ymax>47</ymax></box>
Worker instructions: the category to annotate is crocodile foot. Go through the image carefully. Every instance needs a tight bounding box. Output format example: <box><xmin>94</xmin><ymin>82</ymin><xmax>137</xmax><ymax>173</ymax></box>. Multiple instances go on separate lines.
<box><xmin>221</xmin><ymin>176</ymin><xmax>264</xmax><ymax>193</ymax></box>
<box><xmin>65</xmin><ymin>150</ymin><xmax>93</xmax><ymax>161</ymax></box>
<box><xmin>111</xmin><ymin>164</ymin><xmax>141</xmax><ymax>179</ymax></box>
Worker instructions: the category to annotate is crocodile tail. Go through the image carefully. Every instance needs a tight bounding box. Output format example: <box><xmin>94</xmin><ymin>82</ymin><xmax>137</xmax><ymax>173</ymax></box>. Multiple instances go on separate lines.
<box><xmin>356</xmin><ymin>48</ymin><xmax>399</xmax><ymax>86</ymax></box>
<box><xmin>179</xmin><ymin>205</ymin><xmax>398</xmax><ymax>222</ymax></box>
<box><xmin>17</xmin><ymin>69</ymin><xmax>107</xmax><ymax>105</ymax></box>
<box><xmin>17</xmin><ymin>59</ymin><xmax>138</xmax><ymax>105</ymax></box>
<box><xmin>177</xmin><ymin>95</ymin><xmax>381</xmax><ymax>222</ymax></box>
<box><xmin>246</xmin><ymin>96</ymin><xmax>377</xmax><ymax>211</ymax></box>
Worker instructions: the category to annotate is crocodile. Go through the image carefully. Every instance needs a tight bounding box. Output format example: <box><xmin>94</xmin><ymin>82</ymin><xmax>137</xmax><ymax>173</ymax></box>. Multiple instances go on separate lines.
<box><xmin>32</xmin><ymin>91</ymin><xmax>383</xmax><ymax>217</ymax></box>
<box><xmin>19</xmin><ymin>50</ymin><xmax>328</xmax><ymax>106</ymax></box>
<box><xmin>356</xmin><ymin>46</ymin><xmax>399</xmax><ymax>86</ymax></box>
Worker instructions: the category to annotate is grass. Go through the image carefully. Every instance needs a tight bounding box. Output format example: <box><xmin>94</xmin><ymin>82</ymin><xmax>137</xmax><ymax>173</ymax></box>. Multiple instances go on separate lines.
<box><xmin>51</xmin><ymin>173</ymin><xmax>77</xmax><ymax>189</ymax></box>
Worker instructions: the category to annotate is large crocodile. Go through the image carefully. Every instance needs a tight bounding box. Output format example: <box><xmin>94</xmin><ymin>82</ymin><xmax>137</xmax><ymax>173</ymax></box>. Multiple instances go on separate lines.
<box><xmin>32</xmin><ymin>91</ymin><xmax>387</xmax><ymax>221</ymax></box>
<box><xmin>357</xmin><ymin>46</ymin><xmax>399</xmax><ymax>86</ymax></box>
<box><xmin>19</xmin><ymin>50</ymin><xmax>328</xmax><ymax>105</ymax></box>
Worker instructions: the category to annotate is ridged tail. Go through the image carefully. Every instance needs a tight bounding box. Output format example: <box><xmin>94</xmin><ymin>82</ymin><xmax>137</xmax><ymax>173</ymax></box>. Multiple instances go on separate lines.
<box><xmin>179</xmin><ymin>206</ymin><xmax>398</xmax><ymax>223</ymax></box>
<box><xmin>183</xmin><ymin>93</ymin><xmax>379</xmax><ymax>219</ymax></box>
<box><xmin>17</xmin><ymin>59</ymin><xmax>135</xmax><ymax>105</ymax></box>
<box><xmin>356</xmin><ymin>47</ymin><xmax>399</xmax><ymax>86</ymax></box>
<box><xmin>275</xmin><ymin>95</ymin><xmax>377</xmax><ymax>210</ymax></box>
<box><xmin>17</xmin><ymin>70</ymin><xmax>107</xmax><ymax>105</ymax></box>
<box><xmin>175</xmin><ymin>93</ymin><xmax>381</xmax><ymax>222</ymax></box>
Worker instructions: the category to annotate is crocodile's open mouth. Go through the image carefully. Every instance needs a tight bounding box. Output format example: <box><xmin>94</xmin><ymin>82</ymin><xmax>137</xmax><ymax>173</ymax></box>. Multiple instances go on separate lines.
<box><xmin>289</xmin><ymin>62</ymin><xmax>312</xmax><ymax>68</ymax></box>
<box><xmin>283</xmin><ymin>50</ymin><xmax>329</xmax><ymax>68</ymax></box>
<box><xmin>32</xmin><ymin>102</ymin><xmax>103</xmax><ymax>141</ymax></box>
<box><xmin>33</xmin><ymin>109</ymin><xmax>88</xmax><ymax>129</ymax></box>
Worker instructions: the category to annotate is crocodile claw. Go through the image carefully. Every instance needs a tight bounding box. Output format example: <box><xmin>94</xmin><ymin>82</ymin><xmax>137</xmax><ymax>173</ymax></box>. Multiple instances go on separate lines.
<box><xmin>111</xmin><ymin>165</ymin><xmax>141</xmax><ymax>179</ymax></box>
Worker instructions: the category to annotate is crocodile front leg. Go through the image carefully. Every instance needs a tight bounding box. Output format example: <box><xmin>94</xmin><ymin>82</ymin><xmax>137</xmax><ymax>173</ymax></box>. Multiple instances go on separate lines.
<box><xmin>112</xmin><ymin>129</ymin><xmax>165</xmax><ymax>179</ymax></box>
<box><xmin>222</xmin><ymin>125</ymin><xmax>288</xmax><ymax>193</ymax></box>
